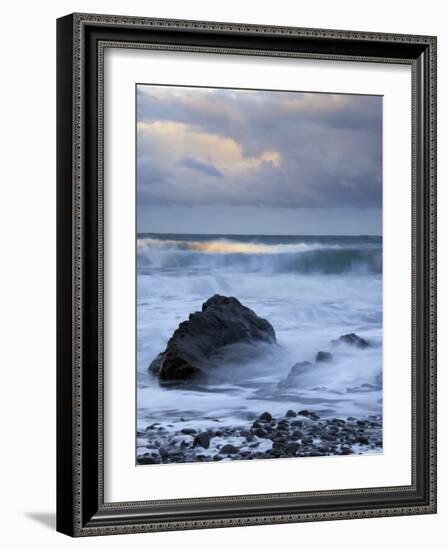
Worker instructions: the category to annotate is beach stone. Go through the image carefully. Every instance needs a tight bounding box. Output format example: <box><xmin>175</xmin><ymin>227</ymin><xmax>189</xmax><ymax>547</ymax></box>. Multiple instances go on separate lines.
<box><xmin>180</xmin><ymin>428</ymin><xmax>197</xmax><ymax>435</ymax></box>
<box><xmin>277</xmin><ymin>420</ymin><xmax>290</xmax><ymax>430</ymax></box>
<box><xmin>286</xmin><ymin>443</ymin><xmax>300</xmax><ymax>454</ymax></box>
<box><xmin>315</xmin><ymin>351</ymin><xmax>333</xmax><ymax>363</ymax></box>
<box><xmin>138</xmin><ymin>456</ymin><xmax>160</xmax><ymax>464</ymax></box>
<box><xmin>332</xmin><ymin>333</ymin><xmax>370</xmax><ymax>349</ymax></box>
<box><xmin>286</xmin><ymin>409</ymin><xmax>297</xmax><ymax>417</ymax></box>
<box><xmin>298</xmin><ymin>410</ymin><xmax>320</xmax><ymax>420</ymax></box>
<box><xmin>340</xmin><ymin>448</ymin><xmax>353</xmax><ymax>455</ymax></box>
<box><xmin>258</xmin><ymin>411</ymin><xmax>273</xmax><ymax>422</ymax></box>
<box><xmin>330</xmin><ymin>418</ymin><xmax>346</xmax><ymax>426</ymax></box>
<box><xmin>220</xmin><ymin>444</ymin><xmax>239</xmax><ymax>455</ymax></box>
<box><xmin>193</xmin><ymin>432</ymin><xmax>211</xmax><ymax>449</ymax></box>
<box><xmin>291</xmin><ymin>430</ymin><xmax>305</xmax><ymax>440</ymax></box>
<box><xmin>290</xmin><ymin>420</ymin><xmax>304</xmax><ymax>427</ymax></box>
<box><xmin>270</xmin><ymin>449</ymin><xmax>282</xmax><ymax>457</ymax></box>
<box><xmin>149</xmin><ymin>295</ymin><xmax>276</xmax><ymax>382</ymax></box>
<box><xmin>253</xmin><ymin>428</ymin><xmax>268</xmax><ymax>438</ymax></box>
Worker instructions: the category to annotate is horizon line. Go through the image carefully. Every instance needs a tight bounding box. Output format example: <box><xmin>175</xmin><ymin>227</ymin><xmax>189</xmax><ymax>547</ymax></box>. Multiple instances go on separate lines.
<box><xmin>137</xmin><ymin>231</ymin><xmax>382</xmax><ymax>238</ymax></box>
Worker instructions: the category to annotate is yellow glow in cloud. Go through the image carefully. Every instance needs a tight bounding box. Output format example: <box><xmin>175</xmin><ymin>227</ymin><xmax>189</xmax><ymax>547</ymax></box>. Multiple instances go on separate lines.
<box><xmin>137</xmin><ymin>121</ymin><xmax>281</xmax><ymax>173</ymax></box>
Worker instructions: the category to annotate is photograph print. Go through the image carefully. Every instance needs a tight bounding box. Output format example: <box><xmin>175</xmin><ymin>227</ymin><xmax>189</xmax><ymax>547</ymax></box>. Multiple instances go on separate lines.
<box><xmin>136</xmin><ymin>84</ymin><xmax>383</xmax><ymax>466</ymax></box>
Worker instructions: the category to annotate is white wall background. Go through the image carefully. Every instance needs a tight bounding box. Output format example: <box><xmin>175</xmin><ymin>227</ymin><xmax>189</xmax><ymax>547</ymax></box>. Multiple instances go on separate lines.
<box><xmin>0</xmin><ymin>0</ymin><xmax>445</xmax><ymax>548</ymax></box>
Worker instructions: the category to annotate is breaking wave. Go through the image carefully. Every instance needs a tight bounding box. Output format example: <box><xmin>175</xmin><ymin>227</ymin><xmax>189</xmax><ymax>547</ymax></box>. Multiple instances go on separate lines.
<box><xmin>137</xmin><ymin>235</ymin><xmax>382</xmax><ymax>275</ymax></box>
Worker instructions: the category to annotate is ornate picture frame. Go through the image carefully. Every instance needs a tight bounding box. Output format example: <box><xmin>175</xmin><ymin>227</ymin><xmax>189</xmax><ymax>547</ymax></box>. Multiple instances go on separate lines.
<box><xmin>57</xmin><ymin>13</ymin><xmax>437</xmax><ymax>536</ymax></box>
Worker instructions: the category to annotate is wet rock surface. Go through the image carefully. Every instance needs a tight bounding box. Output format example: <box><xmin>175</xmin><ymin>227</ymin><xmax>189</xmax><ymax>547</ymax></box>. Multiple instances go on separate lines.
<box><xmin>149</xmin><ymin>295</ymin><xmax>276</xmax><ymax>383</ymax></box>
<box><xmin>331</xmin><ymin>333</ymin><xmax>370</xmax><ymax>349</ymax></box>
<box><xmin>315</xmin><ymin>351</ymin><xmax>333</xmax><ymax>363</ymax></box>
<box><xmin>278</xmin><ymin>332</ymin><xmax>371</xmax><ymax>389</ymax></box>
<box><xmin>137</xmin><ymin>411</ymin><xmax>383</xmax><ymax>465</ymax></box>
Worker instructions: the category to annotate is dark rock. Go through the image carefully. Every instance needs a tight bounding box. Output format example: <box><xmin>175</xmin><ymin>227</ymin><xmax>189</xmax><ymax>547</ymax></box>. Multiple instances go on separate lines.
<box><xmin>193</xmin><ymin>432</ymin><xmax>211</xmax><ymax>449</ymax></box>
<box><xmin>286</xmin><ymin>409</ymin><xmax>297</xmax><ymax>417</ymax></box>
<box><xmin>180</xmin><ymin>428</ymin><xmax>197</xmax><ymax>435</ymax></box>
<box><xmin>332</xmin><ymin>332</ymin><xmax>370</xmax><ymax>349</ymax></box>
<box><xmin>138</xmin><ymin>456</ymin><xmax>160</xmax><ymax>464</ymax></box>
<box><xmin>298</xmin><ymin>410</ymin><xmax>320</xmax><ymax>420</ymax></box>
<box><xmin>272</xmin><ymin>435</ymin><xmax>288</xmax><ymax>444</ymax></box>
<box><xmin>315</xmin><ymin>351</ymin><xmax>333</xmax><ymax>363</ymax></box>
<box><xmin>149</xmin><ymin>295</ymin><xmax>276</xmax><ymax>382</ymax></box>
<box><xmin>340</xmin><ymin>448</ymin><xmax>353</xmax><ymax>455</ymax></box>
<box><xmin>285</xmin><ymin>443</ymin><xmax>300</xmax><ymax>455</ymax></box>
<box><xmin>145</xmin><ymin>423</ymin><xmax>160</xmax><ymax>430</ymax></box>
<box><xmin>356</xmin><ymin>436</ymin><xmax>369</xmax><ymax>445</ymax></box>
<box><xmin>258</xmin><ymin>411</ymin><xmax>273</xmax><ymax>422</ymax></box>
<box><xmin>220</xmin><ymin>444</ymin><xmax>239</xmax><ymax>455</ymax></box>
<box><xmin>253</xmin><ymin>428</ymin><xmax>268</xmax><ymax>438</ymax></box>
<box><xmin>290</xmin><ymin>420</ymin><xmax>304</xmax><ymax>427</ymax></box>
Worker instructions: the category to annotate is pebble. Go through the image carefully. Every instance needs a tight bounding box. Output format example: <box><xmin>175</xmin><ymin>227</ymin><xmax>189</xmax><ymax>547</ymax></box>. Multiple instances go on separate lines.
<box><xmin>181</xmin><ymin>428</ymin><xmax>197</xmax><ymax>435</ymax></box>
<box><xmin>193</xmin><ymin>432</ymin><xmax>211</xmax><ymax>449</ymax></box>
<box><xmin>137</xmin><ymin>413</ymin><xmax>383</xmax><ymax>465</ymax></box>
<box><xmin>220</xmin><ymin>444</ymin><xmax>239</xmax><ymax>455</ymax></box>
<box><xmin>258</xmin><ymin>411</ymin><xmax>273</xmax><ymax>422</ymax></box>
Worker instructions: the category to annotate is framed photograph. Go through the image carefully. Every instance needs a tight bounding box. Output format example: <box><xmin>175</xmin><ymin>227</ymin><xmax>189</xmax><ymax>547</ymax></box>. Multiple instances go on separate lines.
<box><xmin>56</xmin><ymin>13</ymin><xmax>437</xmax><ymax>536</ymax></box>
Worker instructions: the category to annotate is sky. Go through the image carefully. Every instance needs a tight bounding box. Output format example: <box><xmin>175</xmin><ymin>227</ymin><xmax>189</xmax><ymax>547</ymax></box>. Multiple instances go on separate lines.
<box><xmin>136</xmin><ymin>85</ymin><xmax>382</xmax><ymax>235</ymax></box>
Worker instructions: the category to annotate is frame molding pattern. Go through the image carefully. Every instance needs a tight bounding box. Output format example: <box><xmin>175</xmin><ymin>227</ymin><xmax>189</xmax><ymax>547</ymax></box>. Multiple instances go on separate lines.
<box><xmin>58</xmin><ymin>12</ymin><xmax>437</xmax><ymax>537</ymax></box>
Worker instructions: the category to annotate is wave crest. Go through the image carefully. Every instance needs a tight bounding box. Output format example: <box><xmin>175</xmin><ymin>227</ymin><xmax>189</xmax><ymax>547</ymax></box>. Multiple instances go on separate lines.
<box><xmin>137</xmin><ymin>237</ymin><xmax>382</xmax><ymax>275</ymax></box>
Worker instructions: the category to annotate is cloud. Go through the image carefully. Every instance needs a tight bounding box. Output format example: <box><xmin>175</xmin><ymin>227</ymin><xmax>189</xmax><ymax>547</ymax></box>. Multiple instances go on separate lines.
<box><xmin>137</xmin><ymin>120</ymin><xmax>281</xmax><ymax>175</ymax></box>
<box><xmin>136</xmin><ymin>85</ymin><xmax>382</xmax><ymax>212</ymax></box>
<box><xmin>180</xmin><ymin>157</ymin><xmax>223</xmax><ymax>178</ymax></box>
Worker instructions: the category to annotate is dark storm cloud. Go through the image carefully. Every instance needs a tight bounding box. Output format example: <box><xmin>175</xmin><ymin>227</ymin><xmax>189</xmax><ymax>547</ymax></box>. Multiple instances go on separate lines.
<box><xmin>136</xmin><ymin>86</ymin><xmax>382</xmax><ymax>213</ymax></box>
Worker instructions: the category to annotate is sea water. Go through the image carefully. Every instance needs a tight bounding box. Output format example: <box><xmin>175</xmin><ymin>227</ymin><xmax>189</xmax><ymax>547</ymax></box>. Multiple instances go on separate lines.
<box><xmin>136</xmin><ymin>234</ymin><xmax>382</xmax><ymax>435</ymax></box>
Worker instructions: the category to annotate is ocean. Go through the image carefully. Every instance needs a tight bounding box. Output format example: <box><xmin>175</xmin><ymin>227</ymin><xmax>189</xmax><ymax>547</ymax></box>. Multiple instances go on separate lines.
<box><xmin>136</xmin><ymin>233</ymin><xmax>383</xmax><ymax>462</ymax></box>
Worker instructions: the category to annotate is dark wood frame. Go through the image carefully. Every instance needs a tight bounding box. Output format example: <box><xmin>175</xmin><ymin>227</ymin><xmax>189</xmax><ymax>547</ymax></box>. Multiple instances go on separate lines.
<box><xmin>57</xmin><ymin>13</ymin><xmax>437</xmax><ymax>537</ymax></box>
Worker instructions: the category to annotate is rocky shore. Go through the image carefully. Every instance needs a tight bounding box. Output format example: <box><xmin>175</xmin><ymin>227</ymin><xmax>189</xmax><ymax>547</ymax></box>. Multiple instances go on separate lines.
<box><xmin>137</xmin><ymin>410</ymin><xmax>382</xmax><ymax>465</ymax></box>
<box><xmin>139</xmin><ymin>294</ymin><xmax>382</xmax><ymax>465</ymax></box>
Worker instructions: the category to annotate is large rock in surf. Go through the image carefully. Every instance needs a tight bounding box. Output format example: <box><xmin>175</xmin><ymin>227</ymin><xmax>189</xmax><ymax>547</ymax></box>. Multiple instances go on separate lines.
<box><xmin>149</xmin><ymin>295</ymin><xmax>276</xmax><ymax>383</ymax></box>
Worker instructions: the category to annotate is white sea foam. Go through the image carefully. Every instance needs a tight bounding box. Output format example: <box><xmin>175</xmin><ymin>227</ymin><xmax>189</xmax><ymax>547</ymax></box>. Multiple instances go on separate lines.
<box><xmin>136</xmin><ymin>234</ymin><xmax>383</xmax><ymax>431</ymax></box>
